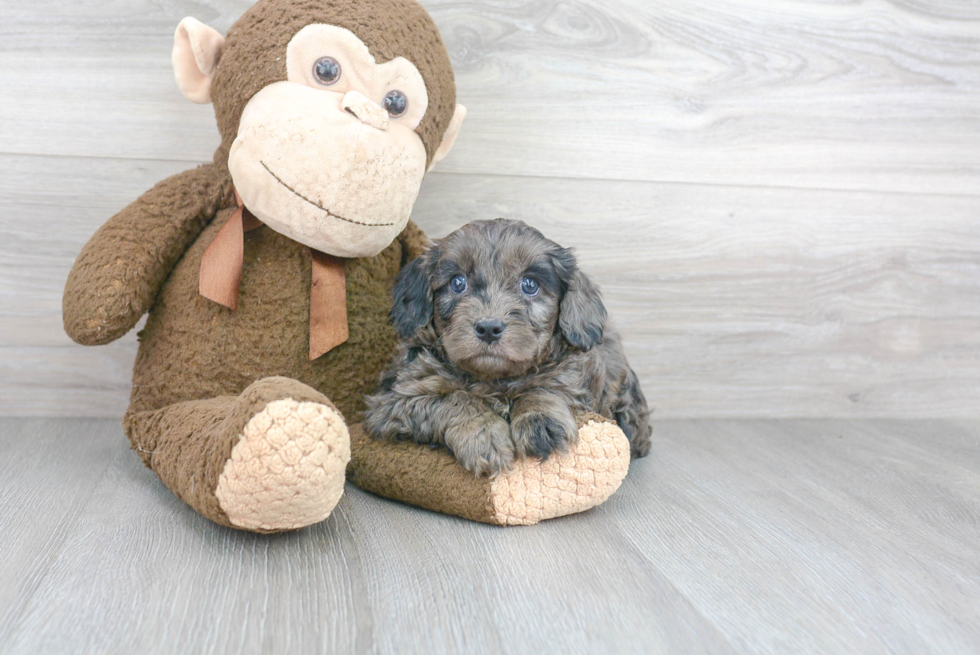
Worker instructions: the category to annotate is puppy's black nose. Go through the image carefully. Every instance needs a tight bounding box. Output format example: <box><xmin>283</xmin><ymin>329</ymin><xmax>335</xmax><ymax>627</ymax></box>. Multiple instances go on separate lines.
<box><xmin>474</xmin><ymin>319</ymin><xmax>506</xmax><ymax>343</ymax></box>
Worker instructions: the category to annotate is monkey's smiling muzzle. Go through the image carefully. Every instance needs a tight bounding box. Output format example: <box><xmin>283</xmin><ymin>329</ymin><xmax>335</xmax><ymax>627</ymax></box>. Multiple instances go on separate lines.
<box><xmin>228</xmin><ymin>81</ymin><xmax>428</xmax><ymax>258</ymax></box>
<box><xmin>258</xmin><ymin>160</ymin><xmax>395</xmax><ymax>229</ymax></box>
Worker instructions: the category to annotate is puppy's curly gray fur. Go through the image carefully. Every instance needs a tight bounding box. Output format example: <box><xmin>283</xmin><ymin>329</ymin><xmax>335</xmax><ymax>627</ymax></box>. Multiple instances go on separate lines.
<box><xmin>365</xmin><ymin>218</ymin><xmax>651</xmax><ymax>476</ymax></box>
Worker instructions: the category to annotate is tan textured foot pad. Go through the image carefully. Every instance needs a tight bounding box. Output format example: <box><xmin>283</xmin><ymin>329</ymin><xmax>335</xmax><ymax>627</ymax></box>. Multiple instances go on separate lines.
<box><xmin>489</xmin><ymin>419</ymin><xmax>631</xmax><ymax>526</ymax></box>
<box><xmin>216</xmin><ymin>399</ymin><xmax>351</xmax><ymax>532</ymax></box>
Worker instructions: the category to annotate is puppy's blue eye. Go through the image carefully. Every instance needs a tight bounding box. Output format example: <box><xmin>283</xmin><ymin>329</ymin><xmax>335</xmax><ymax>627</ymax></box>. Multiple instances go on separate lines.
<box><xmin>521</xmin><ymin>277</ymin><xmax>539</xmax><ymax>296</ymax></box>
<box><xmin>450</xmin><ymin>274</ymin><xmax>468</xmax><ymax>294</ymax></box>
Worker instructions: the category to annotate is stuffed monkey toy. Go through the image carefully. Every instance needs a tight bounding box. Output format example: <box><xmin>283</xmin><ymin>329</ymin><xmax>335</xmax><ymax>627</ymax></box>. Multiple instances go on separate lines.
<box><xmin>63</xmin><ymin>0</ymin><xmax>631</xmax><ymax>532</ymax></box>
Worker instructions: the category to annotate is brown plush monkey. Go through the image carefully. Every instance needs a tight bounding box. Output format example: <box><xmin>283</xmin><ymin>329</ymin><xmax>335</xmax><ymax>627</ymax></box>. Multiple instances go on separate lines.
<box><xmin>63</xmin><ymin>0</ymin><xmax>631</xmax><ymax>532</ymax></box>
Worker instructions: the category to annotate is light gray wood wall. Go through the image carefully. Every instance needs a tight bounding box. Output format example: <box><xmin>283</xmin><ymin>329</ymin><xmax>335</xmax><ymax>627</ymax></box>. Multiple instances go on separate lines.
<box><xmin>1</xmin><ymin>0</ymin><xmax>978</xmax><ymax>418</ymax></box>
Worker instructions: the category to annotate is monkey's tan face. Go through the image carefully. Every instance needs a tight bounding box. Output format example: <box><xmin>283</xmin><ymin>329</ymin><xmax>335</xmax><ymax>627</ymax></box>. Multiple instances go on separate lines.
<box><xmin>228</xmin><ymin>25</ymin><xmax>431</xmax><ymax>258</ymax></box>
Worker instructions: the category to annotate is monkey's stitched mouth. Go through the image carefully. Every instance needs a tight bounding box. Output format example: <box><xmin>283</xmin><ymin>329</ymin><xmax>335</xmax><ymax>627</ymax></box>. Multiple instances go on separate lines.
<box><xmin>260</xmin><ymin>161</ymin><xmax>395</xmax><ymax>228</ymax></box>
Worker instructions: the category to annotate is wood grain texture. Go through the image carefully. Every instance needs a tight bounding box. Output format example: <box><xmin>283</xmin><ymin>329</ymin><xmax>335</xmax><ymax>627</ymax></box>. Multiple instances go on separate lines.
<box><xmin>416</xmin><ymin>174</ymin><xmax>980</xmax><ymax>419</ymax></box>
<box><xmin>0</xmin><ymin>419</ymin><xmax>119</xmax><ymax>640</ymax></box>
<box><xmin>1</xmin><ymin>418</ymin><xmax>977</xmax><ymax>654</ymax></box>
<box><xmin>610</xmin><ymin>418</ymin><xmax>980</xmax><ymax>654</ymax></box>
<box><xmin>4</xmin><ymin>154</ymin><xmax>978</xmax><ymax>418</ymax></box>
<box><xmin>0</xmin><ymin>0</ymin><xmax>978</xmax><ymax>193</ymax></box>
<box><xmin>1</xmin><ymin>0</ymin><xmax>979</xmax><ymax>418</ymax></box>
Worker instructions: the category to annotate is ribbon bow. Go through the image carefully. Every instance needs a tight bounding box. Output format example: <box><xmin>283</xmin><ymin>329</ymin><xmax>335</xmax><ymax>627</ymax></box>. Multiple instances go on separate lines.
<box><xmin>198</xmin><ymin>193</ymin><xmax>349</xmax><ymax>360</ymax></box>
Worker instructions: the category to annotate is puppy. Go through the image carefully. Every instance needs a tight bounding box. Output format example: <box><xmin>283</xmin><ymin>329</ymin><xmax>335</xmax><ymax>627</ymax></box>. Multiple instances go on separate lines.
<box><xmin>364</xmin><ymin>218</ymin><xmax>651</xmax><ymax>476</ymax></box>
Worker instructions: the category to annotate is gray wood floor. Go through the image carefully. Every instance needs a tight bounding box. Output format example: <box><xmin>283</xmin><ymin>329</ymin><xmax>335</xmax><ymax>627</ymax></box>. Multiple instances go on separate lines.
<box><xmin>1</xmin><ymin>418</ymin><xmax>978</xmax><ymax>655</ymax></box>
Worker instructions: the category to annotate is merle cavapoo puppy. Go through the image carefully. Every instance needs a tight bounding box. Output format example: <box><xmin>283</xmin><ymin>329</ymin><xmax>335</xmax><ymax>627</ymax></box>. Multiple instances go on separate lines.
<box><xmin>364</xmin><ymin>218</ymin><xmax>651</xmax><ymax>476</ymax></box>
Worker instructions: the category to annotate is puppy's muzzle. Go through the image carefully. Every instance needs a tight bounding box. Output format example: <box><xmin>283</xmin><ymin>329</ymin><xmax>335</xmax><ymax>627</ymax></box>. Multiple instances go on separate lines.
<box><xmin>474</xmin><ymin>318</ymin><xmax>506</xmax><ymax>344</ymax></box>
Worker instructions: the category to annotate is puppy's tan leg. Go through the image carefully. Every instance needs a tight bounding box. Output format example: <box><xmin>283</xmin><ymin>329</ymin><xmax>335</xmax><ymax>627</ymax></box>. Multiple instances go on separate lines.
<box><xmin>348</xmin><ymin>412</ymin><xmax>630</xmax><ymax>526</ymax></box>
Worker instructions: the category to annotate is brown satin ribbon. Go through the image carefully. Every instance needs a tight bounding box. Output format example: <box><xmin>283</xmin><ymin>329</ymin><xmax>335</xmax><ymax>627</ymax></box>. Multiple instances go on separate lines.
<box><xmin>199</xmin><ymin>193</ymin><xmax>349</xmax><ymax>360</ymax></box>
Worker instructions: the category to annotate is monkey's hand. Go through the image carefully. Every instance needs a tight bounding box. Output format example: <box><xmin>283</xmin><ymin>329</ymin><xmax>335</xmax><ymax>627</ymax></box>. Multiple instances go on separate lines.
<box><xmin>63</xmin><ymin>164</ymin><xmax>231</xmax><ymax>345</ymax></box>
<box><xmin>510</xmin><ymin>391</ymin><xmax>579</xmax><ymax>461</ymax></box>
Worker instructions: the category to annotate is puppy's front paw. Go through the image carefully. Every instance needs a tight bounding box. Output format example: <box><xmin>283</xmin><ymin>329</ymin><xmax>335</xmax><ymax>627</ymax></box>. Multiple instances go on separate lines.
<box><xmin>445</xmin><ymin>413</ymin><xmax>515</xmax><ymax>477</ymax></box>
<box><xmin>511</xmin><ymin>411</ymin><xmax>576</xmax><ymax>461</ymax></box>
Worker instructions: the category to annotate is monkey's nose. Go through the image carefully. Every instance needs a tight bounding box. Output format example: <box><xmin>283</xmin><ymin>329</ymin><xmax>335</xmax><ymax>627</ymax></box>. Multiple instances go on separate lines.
<box><xmin>474</xmin><ymin>319</ymin><xmax>506</xmax><ymax>343</ymax></box>
<box><xmin>341</xmin><ymin>90</ymin><xmax>389</xmax><ymax>131</ymax></box>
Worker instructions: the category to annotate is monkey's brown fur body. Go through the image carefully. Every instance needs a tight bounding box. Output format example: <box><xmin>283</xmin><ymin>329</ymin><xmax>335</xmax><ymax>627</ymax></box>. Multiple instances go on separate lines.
<box><xmin>63</xmin><ymin>0</ymin><xmax>633</xmax><ymax>531</ymax></box>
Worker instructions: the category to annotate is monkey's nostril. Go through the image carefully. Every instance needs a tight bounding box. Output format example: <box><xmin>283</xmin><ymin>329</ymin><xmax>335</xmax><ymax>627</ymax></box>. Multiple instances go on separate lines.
<box><xmin>474</xmin><ymin>319</ymin><xmax>506</xmax><ymax>343</ymax></box>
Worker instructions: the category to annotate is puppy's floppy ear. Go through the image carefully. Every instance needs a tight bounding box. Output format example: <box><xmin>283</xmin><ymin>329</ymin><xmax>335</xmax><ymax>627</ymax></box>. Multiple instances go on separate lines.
<box><xmin>554</xmin><ymin>248</ymin><xmax>607</xmax><ymax>351</ymax></box>
<box><xmin>391</xmin><ymin>251</ymin><xmax>434</xmax><ymax>339</ymax></box>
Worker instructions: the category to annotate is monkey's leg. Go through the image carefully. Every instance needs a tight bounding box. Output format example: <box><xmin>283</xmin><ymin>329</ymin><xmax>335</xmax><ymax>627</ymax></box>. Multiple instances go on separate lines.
<box><xmin>125</xmin><ymin>377</ymin><xmax>350</xmax><ymax>533</ymax></box>
<box><xmin>347</xmin><ymin>413</ymin><xmax>631</xmax><ymax>526</ymax></box>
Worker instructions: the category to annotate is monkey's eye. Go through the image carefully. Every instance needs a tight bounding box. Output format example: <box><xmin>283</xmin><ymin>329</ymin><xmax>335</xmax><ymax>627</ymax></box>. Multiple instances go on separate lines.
<box><xmin>383</xmin><ymin>90</ymin><xmax>409</xmax><ymax>117</ymax></box>
<box><xmin>313</xmin><ymin>57</ymin><xmax>342</xmax><ymax>86</ymax></box>
<box><xmin>449</xmin><ymin>274</ymin><xmax>467</xmax><ymax>294</ymax></box>
<box><xmin>521</xmin><ymin>277</ymin><xmax>540</xmax><ymax>296</ymax></box>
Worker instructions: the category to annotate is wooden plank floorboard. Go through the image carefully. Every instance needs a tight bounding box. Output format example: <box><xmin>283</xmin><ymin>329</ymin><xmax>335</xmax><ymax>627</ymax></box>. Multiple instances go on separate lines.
<box><xmin>1</xmin><ymin>418</ymin><xmax>978</xmax><ymax>654</ymax></box>
<box><xmin>0</xmin><ymin>419</ymin><xmax>119</xmax><ymax>641</ymax></box>
<box><xmin>610</xmin><ymin>420</ymin><xmax>980</xmax><ymax>654</ymax></box>
<box><xmin>1</xmin><ymin>425</ymin><xmax>366</xmax><ymax>654</ymax></box>
<box><xmin>339</xmin><ymin>484</ymin><xmax>733</xmax><ymax>655</ymax></box>
<box><xmin>0</xmin><ymin>419</ymin><xmax>727</xmax><ymax>655</ymax></box>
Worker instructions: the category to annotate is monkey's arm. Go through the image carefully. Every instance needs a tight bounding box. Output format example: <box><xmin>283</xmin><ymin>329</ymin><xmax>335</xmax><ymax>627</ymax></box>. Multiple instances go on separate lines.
<box><xmin>63</xmin><ymin>164</ymin><xmax>232</xmax><ymax>345</ymax></box>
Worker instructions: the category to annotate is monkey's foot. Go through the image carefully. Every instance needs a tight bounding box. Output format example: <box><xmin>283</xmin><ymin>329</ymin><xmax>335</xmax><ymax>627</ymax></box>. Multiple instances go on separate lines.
<box><xmin>488</xmin><ymin>416</ymin><xmax>631</xmax><ymax>525</ymax></box>
<box><xmin>347</xmin><ymin>413</ymin><xmax>631</xmax><ymax>526</ymax></box>
<box><xmin>216</xmin><ymin>397</ymin><xmax>350</xmax><ymax>532</ymax></box>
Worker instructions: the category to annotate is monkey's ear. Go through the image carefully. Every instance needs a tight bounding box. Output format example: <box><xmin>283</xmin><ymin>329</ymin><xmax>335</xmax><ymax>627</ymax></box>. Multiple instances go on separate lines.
<box><xmin>172</xmin><ymin>17</ymin><xmax>225</xmax><ymax>104</ymax></box>
<box><xmin>428</xmin><ymin>104</ymin><xmax>467</xmax><ymax>172</ymax></box>
<box><xmin>391</xmin><ymin>254</ymin><xmax>434</xmax><ymax>339</ymax></box>
<box><xmin>555</xmin><ymin>250</ymin><xmax>607</xmax><ymax>351</ymax></box>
